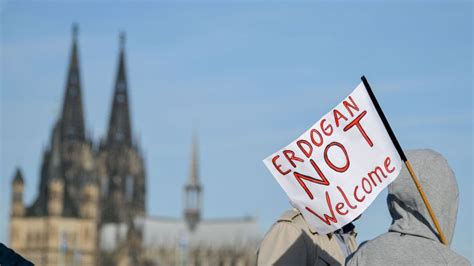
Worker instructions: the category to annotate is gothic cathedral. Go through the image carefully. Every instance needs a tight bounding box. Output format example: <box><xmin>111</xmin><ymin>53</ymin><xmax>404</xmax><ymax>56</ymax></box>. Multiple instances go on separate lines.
<box><xmin>9</xmin><ymin>24</ymin><xmax>259</xmax><ymax>266</ymax></box>
<box><xmin>9</xmin><ymin>25</ymin><xmax>146</xmax><ymax>265</ymax></box>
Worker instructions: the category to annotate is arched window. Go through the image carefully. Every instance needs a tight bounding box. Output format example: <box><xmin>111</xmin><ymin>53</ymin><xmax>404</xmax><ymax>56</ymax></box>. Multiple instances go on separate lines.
<box><xmin>66</xmin><ymin>126</ymin><xmax>76</xmax><ymax>138</ymax></box>
<box><xmin>126</xmin><ymin>175</ymin><xmax>134</xmax><ymax>201</ymax></box>
<box><xmin>69</xmin><ymin>86</ymin><xmax>77</xmax><ymax>97</ymax></box>
<box><xmin>116</xmin><ymin>94</ymin><xmax>125</xmax><ymax>103</ymax></box>
<box><xmin>115</xmin><ymin>132</ymin><xmax>124</xmax><ymax>141</ymax></box>
<box><xmin>70</xmin><ymin>73</ymin><xmax>78</xmax><ymax>84</ymax></box>
<box><xmin>101</xmin><ymin>176</ymin><xmax>109</xmax><ymax>198</ymax></box>
<box><xmin>117</xmin><ymin>83</ymin><xmax>125</xmax><ymax>91</ymax></box>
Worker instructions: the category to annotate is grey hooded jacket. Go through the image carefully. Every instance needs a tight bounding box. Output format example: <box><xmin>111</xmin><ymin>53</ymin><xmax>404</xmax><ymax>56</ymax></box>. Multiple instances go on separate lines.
<box><xmin>346</xmin><ymin>149</ymin><xmax>470</xmax><ymax>266</ymax></box>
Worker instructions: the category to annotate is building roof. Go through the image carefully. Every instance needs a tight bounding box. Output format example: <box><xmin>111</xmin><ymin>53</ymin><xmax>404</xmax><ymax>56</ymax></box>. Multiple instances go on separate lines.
<box><xmin>100</xmin><ymin>216</ymin><xmax>261</xmax><ymax>251</ymax></box>
<box><xmin>12</xmin><ymin>168</ymin><xmax>24</xmax><ymax>184</ymax></box>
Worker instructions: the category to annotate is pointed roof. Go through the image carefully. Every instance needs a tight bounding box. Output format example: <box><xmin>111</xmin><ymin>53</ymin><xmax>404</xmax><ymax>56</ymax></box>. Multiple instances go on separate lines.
<box><xmin>60</xmin><ymin>23</ymin><xmax>86</xmax><ymax>142</ymax></box>
<box><xmin>188</xmin><ymin>132</ymin><xmax>200</xmax><ymax>187</ymax></box>
<box><xmin>107</xmin><ymin>32</ymin><xmax>132</xmax><ymax>147</ymax></box>
<box><xmin>12</xmin><ymin>168</ymin><xmax>24</xmax><ymax>184</ymax></box>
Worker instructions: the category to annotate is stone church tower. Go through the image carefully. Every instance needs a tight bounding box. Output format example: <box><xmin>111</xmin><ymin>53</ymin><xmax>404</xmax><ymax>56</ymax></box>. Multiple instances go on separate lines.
<box><xmin>28</xmin><ymin>24</ymin><xmax>96</xmax><ymax>218</ymax></box>
<box><xmin>9</xmin><ymin>25</ymin><xmax>99</xmax><ymax>266</ymax></box>
<box><xmin>96</xmin><ymin>33</ymin><xmax>146</xmax><ymax>225</ymax></box>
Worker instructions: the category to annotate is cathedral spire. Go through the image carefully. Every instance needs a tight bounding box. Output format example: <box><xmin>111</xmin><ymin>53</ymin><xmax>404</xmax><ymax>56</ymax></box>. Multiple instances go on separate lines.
<box><xmin>107</xmin><ymin>32</ymin><xmax>132</xmax><ymax>147</ymax></box>
<box><xmin>60</xmin><ymin>23</ymin><xmax>86</xmax><ymax>142</ymax></box>
<box><xmin>188</xmin><ymin>131</ymin><xmax>200</xmax><ymax>186</ymax></box>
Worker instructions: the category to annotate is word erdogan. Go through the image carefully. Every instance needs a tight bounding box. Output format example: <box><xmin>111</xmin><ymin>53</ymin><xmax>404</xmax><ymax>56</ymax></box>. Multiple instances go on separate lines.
<box><xmin>270</xmin><ymin>95</ymin><xmax>397</xmax><ymax>226</ymax></box>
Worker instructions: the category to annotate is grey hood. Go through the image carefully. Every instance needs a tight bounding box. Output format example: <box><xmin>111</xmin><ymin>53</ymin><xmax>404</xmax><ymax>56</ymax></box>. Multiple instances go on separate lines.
<box><xmin>346</xmin><ymin>149</ymin><xmax>469</xmax><ymax>266</ymax></box>
<box><xmin>388</xmin><ymin>149</ymin><xmax>458</xmax><ymax>245</ymax></box>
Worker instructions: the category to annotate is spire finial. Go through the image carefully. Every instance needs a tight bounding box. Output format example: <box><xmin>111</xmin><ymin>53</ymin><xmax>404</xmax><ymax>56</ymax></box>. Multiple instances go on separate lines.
<box><xmin>189</xmin><ymin>130</ymin><xmax>199</xmax><ymax>185</ymax></box>
<box><xmin>120</xmin><ymin>32</ymin><xmax>126</xmax><ymax>50</ymax></box>
<box><xmin>12</xmin><ymin>168</ymin><xmax>24</xmax><ymax>184</ymax></box>
<box><xmin>72</xmin><ymin>23</ymin><xmax>79</xmax><ymax>40</ymax></box>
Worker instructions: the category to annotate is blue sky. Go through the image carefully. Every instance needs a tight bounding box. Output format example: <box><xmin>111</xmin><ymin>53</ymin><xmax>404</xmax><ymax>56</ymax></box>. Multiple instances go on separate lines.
<box><xmin>1</xmin><ymin>0</ymin><xmax>472</xmax><ymax>261</ymax></box>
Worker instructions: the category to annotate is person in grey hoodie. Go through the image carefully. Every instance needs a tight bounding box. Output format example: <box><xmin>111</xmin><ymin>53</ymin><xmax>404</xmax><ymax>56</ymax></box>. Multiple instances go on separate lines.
<box><xmin>346</xmin><ymin>149</ymin><xmax>470</xmax><ymax>266</ymax></box>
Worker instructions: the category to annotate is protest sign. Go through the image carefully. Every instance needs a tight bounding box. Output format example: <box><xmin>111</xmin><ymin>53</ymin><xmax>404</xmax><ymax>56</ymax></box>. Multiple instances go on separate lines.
<box><xmin>263</xmin><ymin>80</ymin><xmax>402</xmax><ymax>234</ymax></box>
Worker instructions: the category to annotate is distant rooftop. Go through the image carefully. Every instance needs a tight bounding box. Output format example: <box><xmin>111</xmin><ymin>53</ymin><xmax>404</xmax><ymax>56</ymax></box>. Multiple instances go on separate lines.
<box><xmin>101</xmin><ymin>215</ymin><xmax>261</xmax><ymax>251</ymax></box>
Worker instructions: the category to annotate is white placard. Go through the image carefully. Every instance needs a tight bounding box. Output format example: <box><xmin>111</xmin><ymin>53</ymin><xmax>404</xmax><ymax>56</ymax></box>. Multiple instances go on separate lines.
<box><xmin>263</xmin><ymin>82</ymin><xmax>402</xmax><ymax>234</ymax></box>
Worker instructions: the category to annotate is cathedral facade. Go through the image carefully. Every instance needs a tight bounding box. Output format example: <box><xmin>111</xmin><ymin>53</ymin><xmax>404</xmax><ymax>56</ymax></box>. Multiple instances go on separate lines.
<box><xmin>9</xmin><ymin>25</ymin><xmax>259</xmax><ymax>266</ymax></box>
<box><xmin>9</xmin><ymin>24</ymin><xmax>145</xmax><ymax>266</ymax></box>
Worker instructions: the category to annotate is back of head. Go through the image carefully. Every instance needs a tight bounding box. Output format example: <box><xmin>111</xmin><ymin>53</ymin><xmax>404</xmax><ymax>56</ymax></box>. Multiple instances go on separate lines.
<box><xmin>388</xmin><ymin>149</ymin><xmax>458</xmax><ymax>245</ymax></box>
<box><xmin>347</xmin><ymin>149</ymin><xmax>470</xmax><ymax>266</ymax></box>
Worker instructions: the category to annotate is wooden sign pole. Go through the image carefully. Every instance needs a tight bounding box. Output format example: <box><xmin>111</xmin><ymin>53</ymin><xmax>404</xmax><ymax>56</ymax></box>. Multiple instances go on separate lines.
<box><xmin>361</xmin><ymin>75</ymin><xmax>448</xmax><ymax>246</ymax></box>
